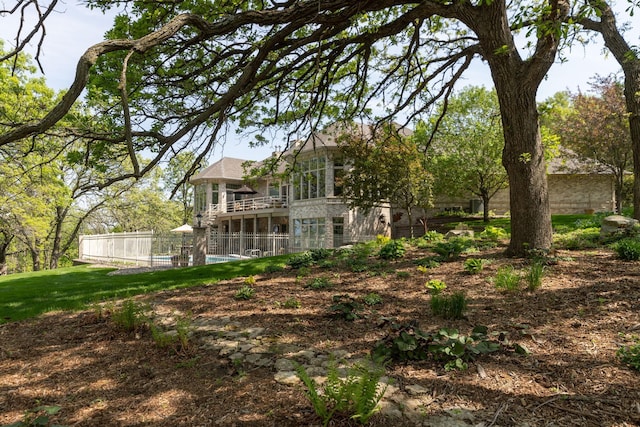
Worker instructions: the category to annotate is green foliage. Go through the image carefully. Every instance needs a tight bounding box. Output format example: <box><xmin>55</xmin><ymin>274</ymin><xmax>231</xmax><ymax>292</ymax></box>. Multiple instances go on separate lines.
<box><xmin>493</xmin><ymin>266</ymin><xmax>521</xmax><ymax>291</ymax></box>
<box><xmin>617</xmin><ymin>335</ymin><xmax>640</xmax><ymax>371</ymax></box>
<box><xmin>234</xmin><ymin>285</ymin><xmax>256</xmax><ymax>300</ymax></box>
<box><xmin>310</xmin><ymin>248</ymin><xmax>333</xmax><ymax>262</ymax></box>
<box><xmin>430</xmin><ymin>292</ymin><xmax>467</xmax><ymax>320</ymax></box>
<box><xmin>264</xmin><ymin>264</ymin><xmax>285</xmax><ymax>274</ymax></box>
<box><xmin>524</xmin><ymin>260</ymin><xmax>545</xmax><ymax>291</ymax></box>
<box><xmin>418</xmin><ymin>87</ymin><xmax>508</xmax><ymax>222</ymax></box>
<box><xmin>111</xmin><ymin>299</ymin><xmax>148</xmax><ymax>331</ymax></box>
<box><xmin>414</xmin><ymin>257</ymin><xmax>441</xmax><ymax>269</ymax></box>
<box><xmin>614</xmin><ymin>238</ymin><xmax>640</xmax><ymax>261</ymax></box>
<box><xmin>479</xmin><ymin>226</ymin><xmax>508</xmax><ymax>241</ymax></box>
<box><xmin>329</xmin><ymin>295</ymin><xmax>362</xmax><ymax>321</ymax></box>
<box><xmin>425</xmin><ymin>279</ymin><xmax>447</xmax><ymax>295</ymax></box>
<box><xmin>2</xmin><ymin>405</ymin><xmax>64</xmax><ymax>427</ymax></box>
<box><xmin>463</xmin><ymin>258</ymin><xmax>486</xmax><ymax>274</ymax></box>
<box><xmin>372</xmin><ymin>323</ymin><xmax>502</xmax><ymax>371</ymax></box>
<box><xmin>295</xmin><ymin>360</ymin><xmax>388</xmax><ymax>426</ymax></box>
<box><xmin>378</xmin><ymin>240</ymin><xmax>406</xmax><ymax>260</ymax></box>
<box><xmin>362</xmin><ymin>292</ymin><xmax>383</xmax><ymax>306</ymax></box>
<box><xmin>281</xmin><ymin>298</ymin><xmax>302</xmax><ymax>309</ymax></box>
<box><xmin>318</xmin><ymin>259</ymin><xmax>337</xmax><ymax>269</ymax></box>
<box><xmin>287</xmin><ymin>252</ymin><xmax>315</xmax><ymax>269</ymax></box>
<box><xmin>305</xmin><ymin>277</ymin><xmax>333</xmax><ymax>290</ymax></box>
<box><xmin>553</xmin><ymin>228</ymin><xmax>600</xmax><ymax>250</ymax></box>
<box><xmin>151</xmin><ymin>315</ymin><xmax>193</xmax><ymax>355</ymax></box>
<box><xmin>432</xmin><ymin>238</ymin><xmax>475</xmax><ymax>261</ymax></box>
<box><xmin>396</xmin><ymin>270</ymin><xmax>410</xmax><ymax>279</ymax></box>
<box><xmin>337</xmin><ymin>124</ymin><xmax>433</xmax><ymax>238</ymax></box>
<box><xmin>243</xmin><ymin>275</ymin><xmax>257</xmax><ymax>286</ymax></box>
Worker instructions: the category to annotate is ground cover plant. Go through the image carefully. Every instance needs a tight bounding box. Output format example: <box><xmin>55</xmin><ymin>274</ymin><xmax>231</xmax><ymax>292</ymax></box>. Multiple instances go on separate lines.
<box><xmin>1</xmin><ymin>216</ymin><xmax>640</xmax><ymax>426</ymax></box>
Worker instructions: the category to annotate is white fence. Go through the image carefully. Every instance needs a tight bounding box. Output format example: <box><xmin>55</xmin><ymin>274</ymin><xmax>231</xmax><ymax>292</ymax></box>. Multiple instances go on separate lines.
<box><xmin>208</xmin><ymin>232</ymin><xmax>290</xmax><ymax>258</ymax></box>
<box><xmin>79</xmin><ymin>231</ymin><xmax>155</xmax><ymax>266</ymax></box>
<box><xmin>79</xmin><ymin>231</ymin><xmax>292</xmax><ymax>266</ymax></box>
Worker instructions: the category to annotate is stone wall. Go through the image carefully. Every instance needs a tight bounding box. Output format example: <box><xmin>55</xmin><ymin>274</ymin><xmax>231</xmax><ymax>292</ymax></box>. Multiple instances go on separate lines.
<box><xmin>430</xmin><ymin>174</ymin><xmax>615</xmax><ymax>215</ymax></box>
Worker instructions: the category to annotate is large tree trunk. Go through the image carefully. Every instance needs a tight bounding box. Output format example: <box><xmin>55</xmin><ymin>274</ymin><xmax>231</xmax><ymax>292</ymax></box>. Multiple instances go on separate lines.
<box><xmin>498</xmin><ymin>89</ymin><xmax>553</xmax><ymax>255</ymax></box>
<box><xmin>467</xmin><ymin>0</ymin><xmax>558</xmax><ymax>256</ymax></box>
<box><xmin>580</xmin><ymin>2</ymin><xmax>640</xmax><ymax>219</ymax></box>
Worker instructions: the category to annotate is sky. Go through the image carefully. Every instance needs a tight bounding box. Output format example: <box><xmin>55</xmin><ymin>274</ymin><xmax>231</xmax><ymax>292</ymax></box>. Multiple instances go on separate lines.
<box><xmin>0</xmin><ymin>2</ymin><xmax>636</xmax><ymax>161</ymax></box>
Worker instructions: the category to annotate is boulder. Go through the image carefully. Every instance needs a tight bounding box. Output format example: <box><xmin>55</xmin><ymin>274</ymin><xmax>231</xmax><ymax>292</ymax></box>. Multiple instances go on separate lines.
<box><xmin>600</xmin><ymin>215</ymin><xmax>639</xmax><ymax>239</ymax></box>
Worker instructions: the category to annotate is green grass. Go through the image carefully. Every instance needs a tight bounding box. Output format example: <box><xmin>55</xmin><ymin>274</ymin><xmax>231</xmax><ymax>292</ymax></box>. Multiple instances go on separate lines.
<box><xmin>0</xmin><ymin>255</ymin><xmax>290</xmax><ymax>324</ymax></box>
<box><xmin>460</xmin><ymin>214</ymin><xmax>596</xmax><ymax>234</ymax></box>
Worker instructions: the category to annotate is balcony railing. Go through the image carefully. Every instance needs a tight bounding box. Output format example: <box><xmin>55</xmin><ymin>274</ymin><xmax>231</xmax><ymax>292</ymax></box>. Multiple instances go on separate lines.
<box><xmin>206</xmin><ymin>195</ymin><xmax>288</xmax><ymax>217</ymax></box>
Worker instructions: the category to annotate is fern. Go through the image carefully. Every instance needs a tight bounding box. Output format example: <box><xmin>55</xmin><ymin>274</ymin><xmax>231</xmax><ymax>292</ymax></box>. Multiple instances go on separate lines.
<box><xmin>295</xmin><ymin>360</ymin><xmax>387</xmax><ymax>426</ymax></box>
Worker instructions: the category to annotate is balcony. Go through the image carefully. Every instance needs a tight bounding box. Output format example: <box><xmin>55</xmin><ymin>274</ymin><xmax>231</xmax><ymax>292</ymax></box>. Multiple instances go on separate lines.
<box><xmin>206</xmin><ymin>196</ymin><xmax>288</xmax><ymax>219</ymax></box>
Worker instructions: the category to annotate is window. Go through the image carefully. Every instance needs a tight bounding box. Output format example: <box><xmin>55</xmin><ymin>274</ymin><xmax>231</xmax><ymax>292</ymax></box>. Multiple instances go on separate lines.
<box><xmin>293</xmin><ymin>218</ymin><xmax>326</xmax><ymax>250</ymax></box>
<box><xmin>333</xmin><ymin>155</ymin><xmax>345</xmax><ymax>197</ymax></box>
<box><xmin>268</xmin><ymin>181</ymin><xmax>280</xmax><ymax>198</ymax></box>
<box><xmin>292</xmin><ymin>156</ymin><xmax>326</xmax><ymax>200</ymax></box>
<box><xmin>195</xmin><ymin>184</ymin><xmax>208</xmax><ymax>214</ymax></box>
<box><xmin>226</xmin><ymin>183</ymin><xmax>242</xmax><ymax>201</ymax></box>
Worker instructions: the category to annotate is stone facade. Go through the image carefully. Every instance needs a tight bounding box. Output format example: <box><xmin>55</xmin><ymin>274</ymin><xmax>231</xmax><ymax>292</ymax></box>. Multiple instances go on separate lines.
<box><xmin>430</xmin><ymin>173</ymin><xmax>615</xmax><ymax>216</ymax></box>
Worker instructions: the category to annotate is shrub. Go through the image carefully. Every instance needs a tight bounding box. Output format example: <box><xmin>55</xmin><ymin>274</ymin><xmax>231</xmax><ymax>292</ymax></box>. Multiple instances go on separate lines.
<box><xmin>425</xmin><ymin>279</ymin><xmax>447</xmax><ymax>295</ymax></box>
<box><xmin>305</xmin><ymin>277</ymin><xmax>333</xmax><ymax>290</ymax></box>
<box><xmin>414</xmin><ymin>257</ymin><xmax>441</xmax><ymax>269</ymax></box>
<box><xmin>310</xmin><ymin>248</ymin><xmax>333</xmax><ymax>262</ymax></box>
<box><xmin>243</xmin><ymin>275</ymin><xmax>257</xmax><ymax>286</ymax></box>
<box><xmin>378</xmin><ymin>240</ymin><xmax>406</xmax><ymax>260</ymax></box>
<box><xmin>430</xmin><ymin>292</ymin><xmax>467</xmax><ymax>320</ymax></box>
<box><xmin>614</xmin><ymin>238</ymin><xmax>640</xmax><ymax>261</ymax></box>
<box><xmin>296</xmin><ymin>360</ymin><xmax>388</xmax><ymax>426</ymax></box>
<box><xmin>330</xmin><ymin>294</ymin><xmax>362</xmax><ymax>321</ymax></box>
<box><xmin>493</xmin><ymin>265</ymin><xmax>521</xmax><ymax>291</ymax></box>
<box><xmin>372</xmin><ymin>323</ymin><xmax>502</xmax><ymax>371</ymax></box>
<box><xmin>524</xmin><ymin>260</ymin><xmax>545</xmax><ymax>291</ymax></box>
<box><xmin>234</xmin><ymin>285</ymin><xmax>256</xmax><ymax>300</ymax></box>
<box><xmin>479</xmin><ymin>226</ymin><xmax>508</xmax><ymax>241</ymax></box>
<box><xmin>432</xmin><ymin>238</ymin><xmax>474</xmax><ymax>261</ymax></box>
<box><xmin>617</xmin><ymin>336</ymin><xmax>640</xmax><ymax>371</ymax></box>
<box><xmin>362</xmin><ymin>292</ymin><xmax>383</xmax><ymax>306</ymax></box>
<box><xmin>463</xmin><ymin>258</ymin><xmax>486</xmax><ymax>274</ymax></box>
<box><xmin>553</xmin><ymin>228</ymin><xmax>600</xmax><ymax>250</ymax></box>
<box><xmin>264</xmin><ymin>264</ymin><xmax>285</xmax><ymax>274</ymax></box>
<box><xmin>287</xmin><ymin>252</ymin><xmax>315</xmax><ymax>269</ymax></box>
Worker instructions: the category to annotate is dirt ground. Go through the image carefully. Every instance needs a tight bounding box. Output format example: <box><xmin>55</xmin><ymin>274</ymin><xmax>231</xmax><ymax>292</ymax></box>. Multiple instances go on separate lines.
<box><xmin>1</xmin><ymin>242</ymin><xmax>640</xmax><ymax>426</ymax></box>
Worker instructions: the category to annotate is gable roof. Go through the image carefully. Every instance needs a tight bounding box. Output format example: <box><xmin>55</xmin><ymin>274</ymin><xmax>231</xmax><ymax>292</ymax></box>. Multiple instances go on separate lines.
<box><xmin>286</xmin><ymin>122</ymin><xmax>413</xmax><ymax>155</ymax></box>
<box><xmin>190</xmin><ymin>157</ymin><xmax>252</xmax><ymax>184</ymax></box>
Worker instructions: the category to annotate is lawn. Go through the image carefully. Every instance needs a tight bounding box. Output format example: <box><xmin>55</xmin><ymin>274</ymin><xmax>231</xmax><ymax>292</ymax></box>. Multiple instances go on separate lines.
<box><xmin>0</xmin><ymin>255</ymin><xmax>289</xmax><ymax>323</ymax></box>
<box><xmin>1</xmin><ymin>236</ymin><xmax>639</xmax><ymax>426</ymax></box>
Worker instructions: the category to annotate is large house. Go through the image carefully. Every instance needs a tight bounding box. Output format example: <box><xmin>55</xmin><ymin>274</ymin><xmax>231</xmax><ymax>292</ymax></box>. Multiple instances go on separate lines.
<box><xmin>191</xmin><ymin>124</ymin><xmax>616</xmax><ymax>253</ymax></box>
<box><xmin>190</xmin><ymin>123</ymin><xmax>394</xmax><ymax>254</ymax></box>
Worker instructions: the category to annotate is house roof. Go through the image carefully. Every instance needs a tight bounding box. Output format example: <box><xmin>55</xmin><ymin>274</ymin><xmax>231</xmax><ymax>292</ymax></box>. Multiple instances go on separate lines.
<box><xmin>285</xmin><ymin>122</ymin><xmax>413</xmax><ymax>156</ymax></box>
<box><xmin>190</xmin><ymin>157</ymin><xmax>252</xmax><ymax>184</ymax></box>
<box><xmin>547</xmin><ymin>148</ymin><xmax>611</xmax><ymax>175</ymax></box>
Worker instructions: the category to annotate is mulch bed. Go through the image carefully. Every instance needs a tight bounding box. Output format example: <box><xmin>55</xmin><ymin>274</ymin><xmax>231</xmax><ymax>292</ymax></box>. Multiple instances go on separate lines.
<box><xmin>1</xmin><ymin>244</ymin><xmax>640</xmax><ymax>426</ymax></box>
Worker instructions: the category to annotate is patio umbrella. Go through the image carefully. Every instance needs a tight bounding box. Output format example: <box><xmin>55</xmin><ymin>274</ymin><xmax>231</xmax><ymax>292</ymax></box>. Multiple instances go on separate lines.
<box><xmin>233</xmin><ymin>185</ymin><xmax>257</xmax><ymax>195</ymax></box>
<box><xmin>171</xmin><ymin>224</ymin><xmax>193</xmax><ymax>233</ymax></box>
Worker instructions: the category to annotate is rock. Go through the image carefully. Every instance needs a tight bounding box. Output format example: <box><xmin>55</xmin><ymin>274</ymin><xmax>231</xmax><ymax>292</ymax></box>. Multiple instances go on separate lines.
<box><xmin>445</xmin><ymin>229</ymin><xmax>474</xmax><ymax>239</ymax></box>
<box><xmin>406</xmin><ymin>384</ymin><xmax>429</xmax><ymax>395</ymax></box>
<box><xmin>274</xmin><ymin>371</ymin><xmax>300</xmax><ymax>386</ymax></box>
<box><xmin>600</xmin><ymin>215</ymin><xmax>639</xmax><ymax>238</ymax></box>
<box><xmin>274</xmin><ymin>358</ymin><xmax>295</xmax><ymax>371</ymax></box>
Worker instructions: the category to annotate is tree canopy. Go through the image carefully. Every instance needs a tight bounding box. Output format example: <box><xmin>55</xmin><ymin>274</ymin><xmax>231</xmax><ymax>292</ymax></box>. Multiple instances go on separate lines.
<box><xmin>2</xmin><ymin>0</ymin><xmax>639</xmax><ymax>255</ymax></box>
